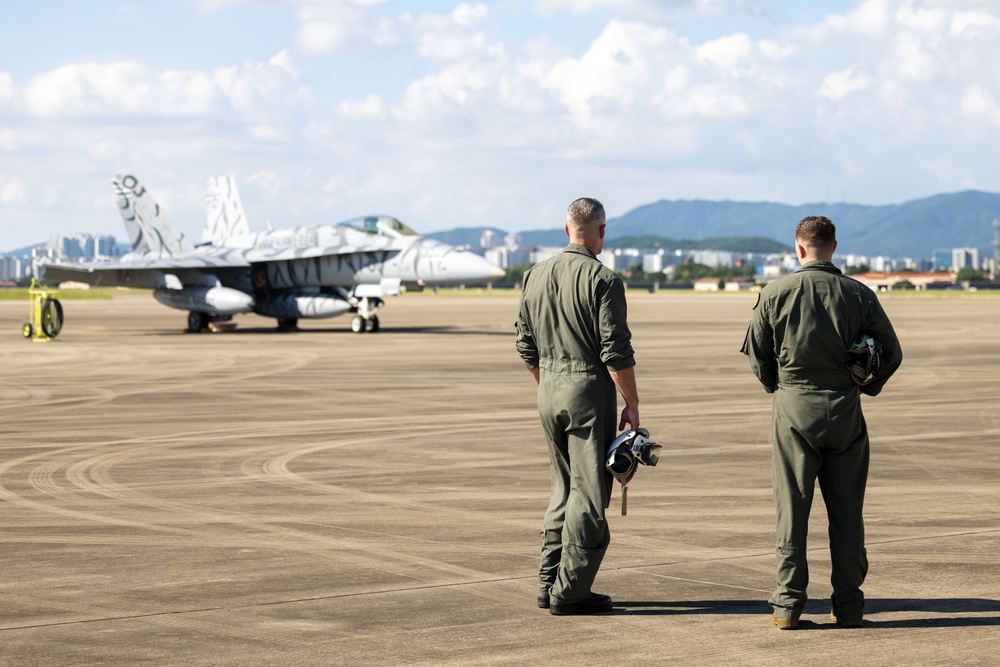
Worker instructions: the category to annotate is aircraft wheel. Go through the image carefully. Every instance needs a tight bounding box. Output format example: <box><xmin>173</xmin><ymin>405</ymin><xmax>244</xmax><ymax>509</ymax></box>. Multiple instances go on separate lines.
<box><xmin>22</xmin><ymin>322</ymin><xmax>33</xmax><ymax>339</ymax></box>
<box><xmin>187</xmin><ymin>311</ymin><xmax>208</xmax><ymax>333</ymax></box>
<box><xmin>350</xmin><ymin>315</ymin><xmax>366</xmax><ymax>333</ymax></box>
<box><xmin>365</xmin><ymin>316</ymin><xmax>380</xmax><ymax>333</ymax></box>
<box><xmin>277</xmin><ymin>318</ymin><xmax>298</xmax><ymax>331</ymax></box>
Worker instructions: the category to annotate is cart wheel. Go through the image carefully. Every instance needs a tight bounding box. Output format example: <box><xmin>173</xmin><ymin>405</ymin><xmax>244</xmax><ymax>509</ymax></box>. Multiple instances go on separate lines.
<box><xmin>22</xmin><ymin>322</ymin><xmax>33</xmax><ymax>339</ymax></box>
<box><xmin>40</xmin><ymin>298</ymin><xmax>64</xmax><ymax>338</ymax></box>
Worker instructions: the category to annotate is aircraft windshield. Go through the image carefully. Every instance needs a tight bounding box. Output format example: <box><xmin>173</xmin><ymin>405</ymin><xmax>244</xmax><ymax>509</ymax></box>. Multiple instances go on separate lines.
<box><xmin>340</xmin><ymin>216</ymin><xmax>418</xmax><ymax>238</ymax></box>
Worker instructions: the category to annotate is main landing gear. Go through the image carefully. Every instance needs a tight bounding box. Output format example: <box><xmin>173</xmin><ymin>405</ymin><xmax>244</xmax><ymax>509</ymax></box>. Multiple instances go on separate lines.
<box><xmin>187</xmin><ymin>312</ymin><xmax>234</xmax><ymax>333</ymax></box>
<box><xmin>349</xmin><ymin>296</ymin><xmax>383</xmax><ymax>334</ymax></box>
<box><xmin>187</xmin><ymin>311</ymin><xmax>209</xmax><ymax>333</ymax></box>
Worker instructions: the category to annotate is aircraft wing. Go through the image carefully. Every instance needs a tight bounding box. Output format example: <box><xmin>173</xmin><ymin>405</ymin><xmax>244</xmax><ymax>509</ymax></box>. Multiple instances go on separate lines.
<box><xmin>42</xmin><ymin>262</ymin><xmax>156</xmax><ymax>288</ymax></box>
<box><xmin>42</xmin><ymin>248</ymin><xmax>251</xmax><ymax>288</ymax></box>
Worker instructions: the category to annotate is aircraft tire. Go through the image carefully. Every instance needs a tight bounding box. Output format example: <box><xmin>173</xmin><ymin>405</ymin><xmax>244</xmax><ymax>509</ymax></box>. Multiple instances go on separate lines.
<box><xmin>22</xmin><ymin>322</ymin><xmax>33</xmax><ymax>339</ymax></box>
<box><xmin>365</xmin><ymin>316</ymin><xmax>380</xmax><ymax>333</ymax></box>
<box><xmin>351</xmin><ymin>315</ymin><xmax>366</xmax><ymax>334</ymax></box>
<box><xmin>187</xmin><ymin>311</ymin><xmax>208</xmax><ymax>333</ymax></box>
<box><xmin>40</xmin><ymin>298</ymin><xmax>64</xmax><ymax>338</ymax></box>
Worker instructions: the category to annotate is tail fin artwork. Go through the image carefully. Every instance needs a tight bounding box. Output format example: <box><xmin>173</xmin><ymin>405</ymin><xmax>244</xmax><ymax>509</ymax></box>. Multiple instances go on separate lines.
<box><xmin>204</xmin><ymin>175</ymin><xmax>250</xmax><ymax>244</ymax></box>
<box><xmin>113</xmin><ymin>174</ymin><xmax>194</xmax><ymax>256</ymax></box>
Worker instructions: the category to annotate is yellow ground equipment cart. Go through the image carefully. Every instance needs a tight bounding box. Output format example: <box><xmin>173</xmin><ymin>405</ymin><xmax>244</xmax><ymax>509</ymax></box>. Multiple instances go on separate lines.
<box><xmin>22</xmin><ymin>278</ymin><xmax>64</xmax><ymax>342</ymax></box>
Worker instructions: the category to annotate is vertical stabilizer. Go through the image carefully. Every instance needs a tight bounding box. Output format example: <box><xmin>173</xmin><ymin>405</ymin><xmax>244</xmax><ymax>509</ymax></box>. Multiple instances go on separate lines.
<box><xmin>204</xmin><ymin>175</ymin><xmax>250</xmax><ymax>243</ymax></box>
<box><xmin>113</xmin><ymin>174</ymin><xmax>193</xmax><ymax>256</ymax></box>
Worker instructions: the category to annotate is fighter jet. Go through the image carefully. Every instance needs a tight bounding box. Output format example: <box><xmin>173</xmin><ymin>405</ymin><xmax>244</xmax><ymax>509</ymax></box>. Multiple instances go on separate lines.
<box><xmin>43</xmin><ymin>174</ymin><xmax>504</xmax><ymax>333</ymax></box>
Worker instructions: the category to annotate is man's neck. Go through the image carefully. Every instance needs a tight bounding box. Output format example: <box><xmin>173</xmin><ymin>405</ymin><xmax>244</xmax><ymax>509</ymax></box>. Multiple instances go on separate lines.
<box><xmin>569</xmin><ymin>237</ymin><xmax>601</xmax><ymax>255</ymax></box>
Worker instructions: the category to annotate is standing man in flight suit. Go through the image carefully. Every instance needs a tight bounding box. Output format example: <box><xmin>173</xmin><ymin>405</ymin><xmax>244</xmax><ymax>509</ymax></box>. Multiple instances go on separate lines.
<box><xmin>515</xmin><ymin>197</ymin><xmax>640</xmax><ymax>616</ymax></box>
<box><xmin>742</xmin><ymin>216</ymin><xmax>902</xmax><ymax>630</ymax></box>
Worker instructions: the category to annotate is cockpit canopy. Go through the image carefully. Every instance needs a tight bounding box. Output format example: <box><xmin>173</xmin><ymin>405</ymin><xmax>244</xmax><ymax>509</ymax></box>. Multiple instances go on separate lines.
<box><xmin>339</xmin><ymin>216</ymin><xmax>418</xmax><ymax>238</ymax></box>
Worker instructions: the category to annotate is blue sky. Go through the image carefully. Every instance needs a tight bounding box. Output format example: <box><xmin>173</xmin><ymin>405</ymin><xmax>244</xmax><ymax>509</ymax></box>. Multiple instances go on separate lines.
<box><xmin>1</xmin><ymin>0</ymin><xmax>998</xmax><ymax>250</ymax></box>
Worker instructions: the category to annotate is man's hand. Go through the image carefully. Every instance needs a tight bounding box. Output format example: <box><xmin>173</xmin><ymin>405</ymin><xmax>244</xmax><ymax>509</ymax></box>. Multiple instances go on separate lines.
<box><xmin>609</xmin><ymin>365</ymin><xmax>639</xmax><ymax>431</ymax></box>
<box><xmin>529</xmin><ymin>367</ymin><xmax>540</xmax><ymax>385</ymax></box>
<box><xmin>618</xmin><ymin>403</ymin><xmax>639</xmax><ymax>431</ymax></box>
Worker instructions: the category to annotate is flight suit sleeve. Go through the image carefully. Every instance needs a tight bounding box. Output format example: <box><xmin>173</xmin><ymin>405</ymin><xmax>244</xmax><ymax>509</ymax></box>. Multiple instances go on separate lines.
<box><xmin>598</xmin><ymin>275</ymin><xmax>635</xmax><ymax>371</ymax></box>
<box><xmin>514</xmin><ymin>270</ymin><xmax>539</xmax><ymax>370</ymax></box>
<box><xmin>742</xmin><ymin>294</ymin><xmax>778</xmax><ymax>393</ymax></box>
<box><xmin>858</xmin><ymin>296</ymin><xmax>903</xmax><ymax>397</ymax></box>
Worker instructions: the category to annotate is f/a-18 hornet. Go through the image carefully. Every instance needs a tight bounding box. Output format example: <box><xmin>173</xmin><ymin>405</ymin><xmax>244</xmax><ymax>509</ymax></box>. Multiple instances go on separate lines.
<box><xmin>44</xmin><ymin>174</ymin><xmax>504</xmax><ymax>333</ymax></box>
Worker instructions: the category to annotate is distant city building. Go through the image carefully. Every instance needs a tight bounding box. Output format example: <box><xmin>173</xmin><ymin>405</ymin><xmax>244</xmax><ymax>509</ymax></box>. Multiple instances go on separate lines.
<box><xmin>951</xmin><ymin>247</ymin><xmax>980</xmax><ymax>272</ymax></box>
<box><xmin>0</xmin><ymin>255</ymin><xmax>27</xmax><ymax>281</ymax></box>
<box><xmin>690</xmin><ymin>250</ymin><xmax>737</xmax><ymax>267</ymax></box>
<box><xmin>642</xmin><ymin>252</ymin><xmax>663</xmax><ymax>273</ymax></box>
<box><xmin>470</xmin><ymin>224</ymin><xmax>998</xmax><ymax>288</ymax></box>
<box><xmin>597</xmin><ymin>251</ymin><xmax>615</xmax><ymax>271</ymax></box>
<box><xmin>47</xmin><ymin>233</ymin><xmax>119</xmax><ymax>261</ymax></box>
<box><xmin>994</xmin><ymin>219</ymin><xmax>1000</xmax><ymax>265</ymax></box>
<box><xmin>98</xmin><ymin>235</ymin><xmax>117</xmax><ymax>257</ymax></box>
<box><xmin>724</xmin><ymin>278</ymin><xmax>755</xmax><ymax>292</ymax></box>
<box><xmin>693</xmin><ymin>277</ymin><xmax>722</xmax><ymax>292</ymax></box>
<box><xmin>932</xmin><ymin>248</ymin><xmax>952</xmax><ymax>271</ymax></box>
<box><xmin>480</xmin><ymin>230</ymin><xmax>499</xmax><ymax>249</ymax></box>
<box><xmin>850</xmin><ymin>271</ymin><xmax>955</xmax><ymax>291</ymax></box>
<box><xmin>484</xmin><ymin>246</ymin><xmax>531</xmax><ymax>269</ymax></box>
<box><xmin>530</xmin><ymin>247</ymin><xmax>562</xmax><ymax>265</ymax></box>
<box><xmin>896</xmin><ymin>257</ymin><xmax>933</xmax><ymax>272</ymax></box>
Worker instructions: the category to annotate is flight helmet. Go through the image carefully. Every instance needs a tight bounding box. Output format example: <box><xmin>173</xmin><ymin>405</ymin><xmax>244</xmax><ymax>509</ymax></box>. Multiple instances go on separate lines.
<box><xmin>605</xmin><ymin>427</ymin><xmax>661</xmax><ymax>515</ymax></box>
<box><xmin>848</xmin><ymin>333</ymin><xmax>884</xmax><ymax>386</ymax></box>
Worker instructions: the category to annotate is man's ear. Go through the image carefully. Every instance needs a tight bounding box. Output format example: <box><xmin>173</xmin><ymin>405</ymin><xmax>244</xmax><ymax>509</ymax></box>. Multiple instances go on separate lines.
<box><xmin>599</xmin><ymin>224</ymin><xmax>606</xmax><ymax>239</ymax></box>
<box><xmin>796</xmin><ymin>242</ymin><xmax>807</xmax><ymax>260</ymax></box>
<box><xmin>564</xmin><ymin>223</ymin><xmax>570</xmax><ymax>237</ymax></box>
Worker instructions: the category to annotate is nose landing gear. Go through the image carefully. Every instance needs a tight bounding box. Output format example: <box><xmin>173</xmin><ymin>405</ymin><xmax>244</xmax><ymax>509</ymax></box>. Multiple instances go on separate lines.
<box><xmin>349</xmin><ymin>296</ymin><xmax>383</xmax><ymax>334</ymax></box>
<box><xmin>350</xmin><ymin>314</ymin><xmax>380</xmax><ymax>333</ymax></box>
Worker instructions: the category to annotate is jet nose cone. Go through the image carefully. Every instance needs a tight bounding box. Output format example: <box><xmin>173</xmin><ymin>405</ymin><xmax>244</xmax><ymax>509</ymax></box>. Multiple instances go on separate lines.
<box><xmin>440</xmin><ymin>250</ymin><xmax>506</xmax><ymax>283</ymax></box>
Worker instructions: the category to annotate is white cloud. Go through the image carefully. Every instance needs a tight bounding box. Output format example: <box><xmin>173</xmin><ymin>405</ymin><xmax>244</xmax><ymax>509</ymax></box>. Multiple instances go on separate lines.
<box><xmin>410</xmin><ymin>5</ymin><xmax>499</xmax><ymax>63</ymax></box>
<box><xmin>4</xmin><ymin>0</ymin><xmax>1000</xmax><ymax>252</ymax></box>
<box><xmin>819</xmin><ymin>66</ymin><xmax>872</xmax><ymax>100</ymax></box>
<box><xmin>293</xmin><ymin>0</ymin><xmax>397</xmax><ymax>54</ymax></box>
<box><xmin>826</xmin><ymin>0</ymin><xmax>892</xmax><ymax>38</ymax></box>
<box><xmin>531</xmin><ymin>0</ymin><xmax>758</xmax><ymax>19</ymax></box>
<box><xmin>0</xmin><ymin>72</ymin><xmax>12</xmax><ymax>106</ymax></box>
<box><xmin>0</xmin><ymin>176</ymin><xmax>26</xmax><ymax>205</ymax></box>
<box><xmin>338</xmin><ymin>93</ymin><xmax>386</xmax><ymax>119</ymax></box>
<box><xmin>960</xmin><ymin>85</ymin><xmax>1000</xmax><ymax>125</ymax></box>
<box><xmin>696</xmin><ymin>33</ymin><xmax>753</xmax><ymax>69</ymax></box>
<box><xmin>543</xmin><ymin>20</ymin><xmax>674</xmax><ymax>125</ymax></box>
<box><xmin>950</xmin><ymin>9</ymin><xmax>1000</xmax><ymax>35</ymax></box>
<box><xmin>16</xmin><ymin>51</ymin><xmax>309</xmax><ymax>129</ymax></box>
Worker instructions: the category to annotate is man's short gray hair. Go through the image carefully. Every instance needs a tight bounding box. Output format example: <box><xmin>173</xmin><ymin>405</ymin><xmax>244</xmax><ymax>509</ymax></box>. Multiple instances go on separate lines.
<box><xmin>567</xmin><ymin>197</ymin><xmax>605</xmax><ymax>230</ymax></box>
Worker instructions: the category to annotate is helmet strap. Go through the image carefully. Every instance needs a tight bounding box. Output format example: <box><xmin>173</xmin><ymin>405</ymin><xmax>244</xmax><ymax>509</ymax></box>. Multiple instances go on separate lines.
<box><xmin>621</xmin><ymin>484</ymin><xmax>628</xmax><ymax>516</ymax></box>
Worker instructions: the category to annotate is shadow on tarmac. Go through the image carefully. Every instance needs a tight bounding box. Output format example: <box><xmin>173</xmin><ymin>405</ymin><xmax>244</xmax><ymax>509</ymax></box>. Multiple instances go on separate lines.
<box><xmin>147</xmin><ymin>326</ymin><xmax>510</xmax><ymax>337</ymax></box>
<box><xmin>613</xmin><ymin>598</ymin><xmax>1000</xmax><ymax>628</ymax></box>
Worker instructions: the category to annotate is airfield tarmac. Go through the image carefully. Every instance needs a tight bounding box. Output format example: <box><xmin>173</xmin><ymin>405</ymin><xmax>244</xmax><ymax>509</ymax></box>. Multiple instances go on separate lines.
<box><xmin>1</xmin><ymin>291</ymin><xmax>998</xmax><ymax>666</ymax></box>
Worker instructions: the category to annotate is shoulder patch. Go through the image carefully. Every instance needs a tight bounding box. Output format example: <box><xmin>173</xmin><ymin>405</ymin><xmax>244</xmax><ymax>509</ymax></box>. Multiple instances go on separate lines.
<box><xmin>752</xmin><ymin>293</ymin><xmax>760</xmax><ymax>310</ymax></box>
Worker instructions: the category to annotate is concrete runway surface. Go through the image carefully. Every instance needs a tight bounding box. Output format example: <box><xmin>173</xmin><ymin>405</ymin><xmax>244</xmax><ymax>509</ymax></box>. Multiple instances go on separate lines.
<box><xmin>2</xmin><ymin>292</ymin><xmax>998</xmax><ymax>666</ymax></box>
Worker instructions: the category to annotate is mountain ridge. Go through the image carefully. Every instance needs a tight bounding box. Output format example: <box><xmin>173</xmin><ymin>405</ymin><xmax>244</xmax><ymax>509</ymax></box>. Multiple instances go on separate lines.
<box><xmin>428</xmin><ymin>190</ymin><xmax>1000</xmax><ymax>258</ymax></box>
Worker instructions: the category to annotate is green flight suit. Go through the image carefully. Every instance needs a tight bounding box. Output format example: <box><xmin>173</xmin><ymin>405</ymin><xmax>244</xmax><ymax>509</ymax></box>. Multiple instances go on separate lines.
<box><xmin>515</xmin><ymin>243</ymin><xmax>635</xmax><ymax>605</ymax></box>
<box><xmin>743</xmin><ymin>261</ymin><xmax>902</xmax><ymax>622</ymax></box>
